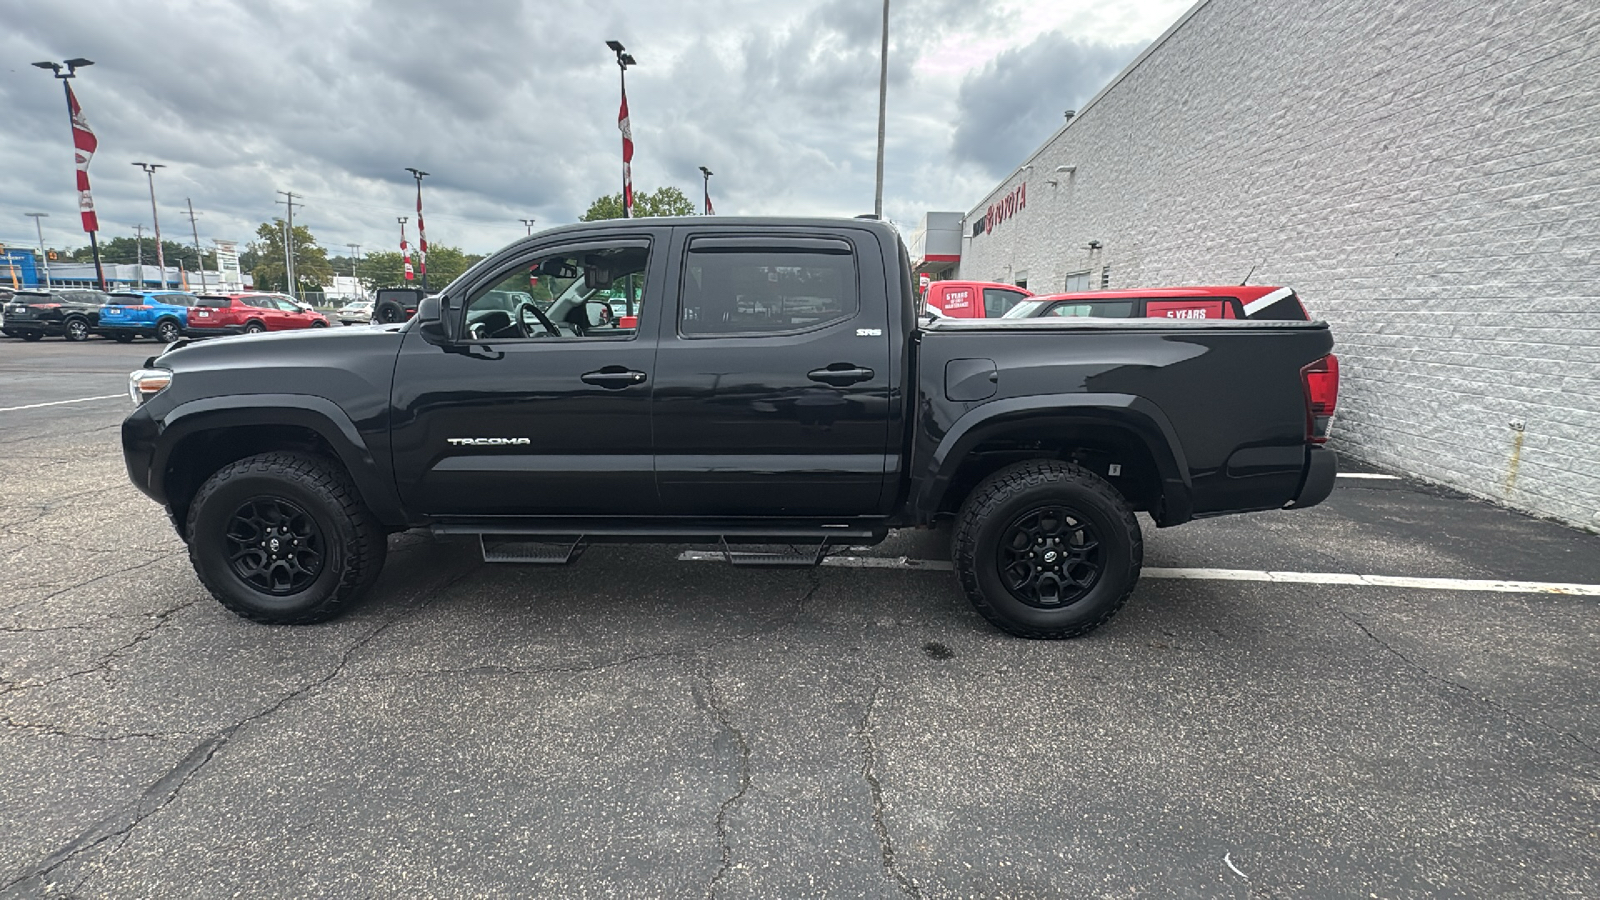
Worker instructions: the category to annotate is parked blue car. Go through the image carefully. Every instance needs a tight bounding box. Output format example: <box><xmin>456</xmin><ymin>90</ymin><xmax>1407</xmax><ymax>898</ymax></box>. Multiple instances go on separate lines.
<box><xmin>96</xmin><ymin>290</ymin><xmax>200</xmax><ymax>343</ymax></box>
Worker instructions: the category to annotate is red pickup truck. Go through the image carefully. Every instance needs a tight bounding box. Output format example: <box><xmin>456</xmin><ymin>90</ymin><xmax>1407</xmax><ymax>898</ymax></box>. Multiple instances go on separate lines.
<box><xmin>189</xmin><ymin>293</ymin><xmax>331</xmax><ymax>336</ymax></box>
<box><xmin>923</xmin><ymin>281</ymin><xmax>1034</xmax><ymax>318</ymax></box>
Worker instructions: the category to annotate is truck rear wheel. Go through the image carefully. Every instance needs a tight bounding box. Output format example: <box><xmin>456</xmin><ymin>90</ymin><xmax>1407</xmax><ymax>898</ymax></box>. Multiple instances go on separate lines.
<box><xmin>953</xmin><ymin>460</ymin><xmax>1142</xmax><ymax>639</ymax></box>
<box><xmin>186</xmin><ymin>452</ymin><xmax>386</xmax><ymax>625</ymax></box>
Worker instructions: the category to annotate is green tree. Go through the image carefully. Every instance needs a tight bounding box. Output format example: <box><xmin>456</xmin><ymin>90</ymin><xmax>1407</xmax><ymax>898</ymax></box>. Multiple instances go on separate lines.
<box><xmin>355</xmin><ymin>245</ymin><xmax>483</xmax><ymax>292</ymax></box>
<box><xmin>580</xmin><ymin>186</ymin><xmax>697</xmax><ymax>221</ymax></box>
<box><xmin>248</xmin><ymin>220</ymin><xmax>334</xmax><ymax>295</ymax></box>
<box><xmin>71</xmin><ymin>237</ymin><xmax>215</xmax><ymax>269</ymax></box>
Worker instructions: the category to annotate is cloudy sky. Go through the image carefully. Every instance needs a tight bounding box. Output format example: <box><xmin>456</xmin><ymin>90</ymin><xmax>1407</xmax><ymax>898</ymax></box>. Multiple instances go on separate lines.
<box><xmin>0</xmin><ymin>0</ymin><xmax>1191</xmax><ymax>259</ymax></box>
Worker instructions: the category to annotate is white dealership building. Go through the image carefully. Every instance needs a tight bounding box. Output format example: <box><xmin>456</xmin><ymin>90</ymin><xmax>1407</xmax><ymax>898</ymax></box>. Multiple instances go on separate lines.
<box><xmin>919</xmin><ymin>0</ymin><xmax>1600</xmax><ymax>529</ymax></box>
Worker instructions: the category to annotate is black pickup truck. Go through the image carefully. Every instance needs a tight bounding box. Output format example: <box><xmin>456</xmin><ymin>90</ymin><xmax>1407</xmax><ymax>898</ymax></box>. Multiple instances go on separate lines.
<box><xmin>123</xmin><ymin>217</ymin><xmax>1339</xmax><ymax>639</ymax></box>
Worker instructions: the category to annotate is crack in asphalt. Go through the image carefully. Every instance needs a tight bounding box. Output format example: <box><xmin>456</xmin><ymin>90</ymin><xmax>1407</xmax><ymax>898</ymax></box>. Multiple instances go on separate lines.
<box><xmin>0</xmin><ymin>554</ymin><xmax>175</xmax><ymax>618</ymax></box>
<box><xmin>0</xmin><ymin>716</ymin><xmax>193</xmax><ymax>744</ymax></box>
<box><xmin>0</xmin><ymin>563</ymin><xmax>479</xmax><ymax>894</ymax></box>
<box><xmin>700</xmin><ymin>658</ymin><xmax>752</xmax><ymax>899</ymax></box>
<box><xmin>1334</xmin><ymin>607</ymin><xmax>1600</xmax><ymax>759</ymax></box>
<box><xmin>856</xmin><ymin>679</ymin><xmax>922</xmax><ymax>899</ymax></box>
<box><xmin>0</xmin><ymin>592</ymin><xmax>200</xmax><ymax>697</ymax></box>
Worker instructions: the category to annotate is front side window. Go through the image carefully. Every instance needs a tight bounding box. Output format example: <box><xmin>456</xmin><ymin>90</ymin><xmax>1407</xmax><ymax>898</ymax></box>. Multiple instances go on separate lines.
<box><xmin>464</xmin><ymin>243</ymin><xmax>649</xmax><ymax>341</ymax></box>
<box><xmin>1045</xmin><ymin>300</ymin><xmax>1138</xmax><ymax>318</ymax></box>
<box><xmin>680</xmin><ymin>245</ymin><xmax>857</xmax><ymax>337</ymax></box>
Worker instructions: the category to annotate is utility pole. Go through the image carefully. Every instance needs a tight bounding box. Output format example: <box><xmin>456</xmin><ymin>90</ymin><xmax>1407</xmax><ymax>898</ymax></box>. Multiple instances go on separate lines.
<box><xmin>345</xmin><ymin>243</ymin><xmax>362</xmax><ymax>298</ymax></box>
<box><xmin>275</xmin><ymin>190</ymin><xmax>301</xmax><ymax>298</ymax></box>
<box><xmin>183</xmin><ymin>199</ymin><xmax>207</xmax><ymax>293</ymax></box>
<box><xmin>874</xmin><ymin>0</ymin><xmax>890</xmax><ymax>219</ymax></box>
<box><xmin>24</xmin><ymin>213</ymin><xmax>50</xmax><ymax>289</ymax></box>
<box><xmin>134</xmin><ymin>223</ymin><xmax>145</xmax><ymax>288</ymax></box>
<box><xmin>520</xmin><ymin>218</ymin><xmax>537</xmax><ymax>236</ymax></box>
<box><xmin>133</xmin><ymin>162</ymin><xmax>167</xmax><ymax>285</ymax></box>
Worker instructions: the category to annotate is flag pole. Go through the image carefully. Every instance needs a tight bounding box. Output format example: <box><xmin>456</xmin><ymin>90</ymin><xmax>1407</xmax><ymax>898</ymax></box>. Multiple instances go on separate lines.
<box><xmin>59</xmin><ymin>77</ymin><xmax>105</xmax><ymax>291</ymax></box>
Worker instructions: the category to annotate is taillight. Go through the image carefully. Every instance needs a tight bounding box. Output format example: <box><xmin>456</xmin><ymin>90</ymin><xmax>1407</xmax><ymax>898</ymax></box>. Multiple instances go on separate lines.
<box><xmin>1301</xmin><ymin>354</ymin><xmax>1339</xmax><ymax>444</ymax></box>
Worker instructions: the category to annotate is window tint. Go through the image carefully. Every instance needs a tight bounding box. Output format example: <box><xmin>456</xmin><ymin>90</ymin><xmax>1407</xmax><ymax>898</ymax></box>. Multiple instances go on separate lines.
<box><xmin>197</xmin><ymin>297</ymin><xmax>232</xmax><ymax>308</ymax></box>
<box><xmin>1045</xmin><ymin>300</ymin><xmax>1138</xmax><ymax>318</ymax></box>
<box><xmin>681</xmin><ymin>247</ymin><xmax>857</xmax><ymax>336</ymax></box>
<box><xmin>161</xmin><ymin>293</ymin><xmax>198</xmax><ymax>307</ymax></box>
<box><xmin>464</xmin><ymin>243</ymin><xmax>650</xmax><ymax>341</ymax></box>
<box><xmin>982</xmin><ymin>288</ymin><xmax>1027</xmax><ymax>318</ymax></box>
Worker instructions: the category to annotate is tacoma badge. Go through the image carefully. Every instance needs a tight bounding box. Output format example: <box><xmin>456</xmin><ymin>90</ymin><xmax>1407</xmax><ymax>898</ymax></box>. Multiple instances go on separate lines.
<box><xmin>447</xmin><ymin>437</ymin><xmax>532</xmax><ymax>446</ymax></box>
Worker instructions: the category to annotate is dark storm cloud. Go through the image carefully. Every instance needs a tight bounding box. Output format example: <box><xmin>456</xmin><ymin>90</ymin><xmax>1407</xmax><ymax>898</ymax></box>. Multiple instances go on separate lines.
<box><xmin>0</xmin><ymin>1</ymin><xmax>1170</xmax><ymax>256</ymax></box>
<box><xmin>951</xmin><ymin>32</ymin><xmax>1142</xmax><ymax>178</ymax></box>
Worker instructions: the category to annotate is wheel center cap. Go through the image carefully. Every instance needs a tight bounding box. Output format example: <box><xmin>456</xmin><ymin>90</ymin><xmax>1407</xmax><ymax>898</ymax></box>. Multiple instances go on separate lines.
<box><xmin>1042</xmin><ymin>549</ymin><xmax>1059</xmax><ymax>563</ymax></box>
<box><xmin>269</xmin><ymin>538</ymin><xmax>281</xmax><ymax>553</ymax></box>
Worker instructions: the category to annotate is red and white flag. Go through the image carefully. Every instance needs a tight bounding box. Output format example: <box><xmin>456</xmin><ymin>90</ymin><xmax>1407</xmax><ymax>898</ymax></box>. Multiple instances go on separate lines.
<box><xmin>415</xmin><ymin>188</ymin><xmax>428</xmax><ymax>280</ymax></box>
<box><xmin>706</xmin><ymin>190</ymin><xmax>714</xmax><ymax>216</ymax></box>
<box><xmin>67</xmin><ymin>83</ymin><xmax>99</xmax><ymax>233</ymax></box>
<box><xmin>618</xmin><ymin>90</ymin><xmax>634</xmax><ymax>217</ymax></box>
<box><xmin>400</xmin><ymin>221</ymin><xmax>414</xmax><ymax>280</ymax></box>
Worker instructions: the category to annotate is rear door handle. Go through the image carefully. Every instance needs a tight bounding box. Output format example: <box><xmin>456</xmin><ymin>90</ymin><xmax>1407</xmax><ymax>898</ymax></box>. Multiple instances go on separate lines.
<box><xmin>807</xmin><ymin>364</ymin><xmax>875</xmax><ymax>386</ymax></box>
<box><xmin>581</xmin><ymin>366</ymin><xmax>648</xmax><ymax>389</ymax></box>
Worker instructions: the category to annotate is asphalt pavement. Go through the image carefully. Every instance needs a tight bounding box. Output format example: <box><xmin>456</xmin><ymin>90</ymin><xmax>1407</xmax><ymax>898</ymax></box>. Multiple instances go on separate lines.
<box><xmin>1</xmin><ymin>336</ymin><xmax>1598</xmax><ymax>898</ymax></box>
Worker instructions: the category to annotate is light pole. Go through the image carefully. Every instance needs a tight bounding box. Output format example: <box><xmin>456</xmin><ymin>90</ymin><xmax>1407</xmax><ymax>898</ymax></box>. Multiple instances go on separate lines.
<box><xmin>874</xmin><ymin>0</ymin><xmax>889</xmax><ymax>219</ymax></box>
<box><xmin>275</xmin><ymin>191</ymin><xmax>301</xmax><ymax>296</ymax></box>
<box><xmin>134</xmin><ymin>224</ymin><xmax>145</xmax><ymax>287</ymax></box>
<box><xmin>404</xmin><ymin>167</ymin><xmax>429</xmax><ymax>291</ymax></box>
<box><xmin>520</xmin><ymin>218</ymin><xmax>537</xmax><ymax>236</ymax></box>
<box><xmin>698</xmin><ymin>166</ymin><xmax>714</xmax><ymax>215</ymax></box>
<box><xmin>24</xmin><ymin>213</ymin><xmax>50</xmax><ymax>288</ymax></box>
<box><xmin>33</xmin><ymin>58</ymin><xmax>106</xmax><ymax>291</ymax></box>
<box><xmin>606</xmin><ymin>40</ymin><xmax>637</xmax><ymax>218</ymax></box>
<box><xmin>132</xmin><ymin>162</ymin><xmax>167</xmax><ymax>286</ymax></box>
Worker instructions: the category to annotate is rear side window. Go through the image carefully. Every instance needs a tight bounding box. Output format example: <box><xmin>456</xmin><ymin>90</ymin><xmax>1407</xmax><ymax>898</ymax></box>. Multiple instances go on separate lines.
<box><xmin>680</xmin><ymin>240</ymin><xmax>858</xmax><ymax>337</ymax></box>
<box><xmin>982</xmin><ymin>288</ymin><xmax>1028</xmax><ymax>318</ymax></box>
<box><xmin>157</xmin><ymin>293</ymin><xmax>198</xmax><ymax>307</ymax></box>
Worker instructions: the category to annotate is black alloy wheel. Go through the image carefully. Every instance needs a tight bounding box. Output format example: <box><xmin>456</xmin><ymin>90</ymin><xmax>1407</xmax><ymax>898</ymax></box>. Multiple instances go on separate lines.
<box><xmin>63</xmin><ymin>318</ymin><xmax>90</xmax><ymax>342</ymax></box>
<box><xmin>996</xmin><ymin>506</ymin><xmax>1102</xmax><ymax>608</ymax></box>
<box><xmin>156</xmin><ymin>319</ymin><xmax>181</xmax><ymax>343</ymax></box>
<box><xmin>224</xmin><ymin>498</ymin><xmax>326</xmax><ymax>596</ymax></box>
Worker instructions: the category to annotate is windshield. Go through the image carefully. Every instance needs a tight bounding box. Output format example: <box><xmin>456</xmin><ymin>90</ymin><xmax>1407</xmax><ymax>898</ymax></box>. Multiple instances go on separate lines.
<box><xmin>1002</xmin><ymin>300</ymin><xmax>1047</xmax><ymax>318</ymax></box>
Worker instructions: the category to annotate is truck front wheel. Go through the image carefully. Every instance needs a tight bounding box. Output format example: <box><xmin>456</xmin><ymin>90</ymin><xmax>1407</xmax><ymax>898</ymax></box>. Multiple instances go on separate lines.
<box><xmin>186</xmin><ymin>452</ymin><xmax>386</xmax><ymax>624</ymax></box>
<box><xmin>953</xmin><ymin>460</ymin><xmax>1142</xmax><ymax>639</ymax></box>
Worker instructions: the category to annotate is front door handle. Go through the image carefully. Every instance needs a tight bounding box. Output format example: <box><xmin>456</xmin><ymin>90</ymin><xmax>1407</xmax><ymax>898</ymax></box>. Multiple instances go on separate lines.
<box><xmin>807</xmin><ymin>364</ymin><xmax>875</xmax><ymax>386</ymax></box>
<box><xmin>581</xmin><ymin>366</ymin><xmax>648</xmax><ymax>389</ymax></box>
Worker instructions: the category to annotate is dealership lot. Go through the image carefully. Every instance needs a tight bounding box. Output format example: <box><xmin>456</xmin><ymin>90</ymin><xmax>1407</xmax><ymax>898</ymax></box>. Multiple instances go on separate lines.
<box><xmin>1</xmin><ymin>339</ymin><xmax>1597</xmax><ymax>898</ymax></box>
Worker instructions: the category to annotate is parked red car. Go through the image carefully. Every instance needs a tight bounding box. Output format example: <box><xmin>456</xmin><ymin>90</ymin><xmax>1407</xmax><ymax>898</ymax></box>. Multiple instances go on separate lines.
<box><xmin>1000</xmin><ymin>285</ymin><xmax>1310</xmax><ymax>321</ymax></box>
<box><xmin>923</xmin><ymin>281</ymin><xmax>1034</xmax><ymax>318</ymax></box>
<box><xmin>188</xmin><ymin>293</ymin><xmax>331</xmax><ymax>336</ymax></box>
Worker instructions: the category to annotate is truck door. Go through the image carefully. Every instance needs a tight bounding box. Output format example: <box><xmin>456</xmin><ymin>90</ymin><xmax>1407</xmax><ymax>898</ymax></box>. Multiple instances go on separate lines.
<box><xmin>651</xmin><ymin>230</ymin><xmax>894</xmax><ymax>516</ymax></box>
<box><xmin>390</xmin><ymin>235</ymin><xmax>663</xmax><ymax>517</ymax></box>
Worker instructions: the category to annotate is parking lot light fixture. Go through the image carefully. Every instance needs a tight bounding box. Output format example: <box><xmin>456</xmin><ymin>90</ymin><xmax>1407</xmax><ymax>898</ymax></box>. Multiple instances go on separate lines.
<box><xmin>132</xmin><ymin>162</ymin><xmax>167</xmax><ymax>286</ymax></box>
<box><xmin>520</xmin><ymin>218</ymin><xmax>537</xmax><ymax>236</ymax></box>
<box><xmin>699</xmin><ymin>167</ymin><xmax>713</xmax><ymax>215</ymax></box>
<box><xmin>37</xmin><ymin>57</ymin><xmax>106</xmax><ymax>290</ymax></box>
<box><xmin>24</xmin><ymin>213</ymin><xmax>50</xmax><ymax>288</ymax></box>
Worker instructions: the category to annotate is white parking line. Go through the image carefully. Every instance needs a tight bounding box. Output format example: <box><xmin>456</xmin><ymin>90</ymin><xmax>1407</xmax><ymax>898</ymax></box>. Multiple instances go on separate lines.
<box><xmin>0</xmin><ymin>394</ymin><xmax>123</xmax><ymax>413</ymax></box>
<box><xmin>674</xmin><ymin>551</ymin><xmax>1600</xmax><ymax>595</ymax></box>
<box><xmin>1339</xmin><ymin>473</ymin><xmax>1400</xmax><ymax>480</ymax></box>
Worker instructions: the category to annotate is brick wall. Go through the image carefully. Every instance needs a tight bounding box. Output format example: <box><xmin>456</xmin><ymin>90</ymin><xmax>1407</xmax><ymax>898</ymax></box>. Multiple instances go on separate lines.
<box><xmin>958</xmin><ymin>0</ymin><xmax>1600</xmax><ymax>529</ymax></box>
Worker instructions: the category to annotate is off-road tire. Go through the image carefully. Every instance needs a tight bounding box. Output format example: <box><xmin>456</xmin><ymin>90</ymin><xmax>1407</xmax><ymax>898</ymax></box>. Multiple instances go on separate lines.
<box><xmin>953</xmin><ymin>459</ymin><xmax>1142</xmax><ymax>639</ymax></box>
<box><xmin>63</xmin><ymin>317</ymin><xmax>91</xmax><ymax>342</ymax></box>
<box><xmin>156</xmin><ymin>319</ymin><xmax>182</xmax><ymax>343</ymax></box>
<box><xmin>187</xmin><ymin>452</ymin><xmax>386</xmax><ymax>625</ymax></box>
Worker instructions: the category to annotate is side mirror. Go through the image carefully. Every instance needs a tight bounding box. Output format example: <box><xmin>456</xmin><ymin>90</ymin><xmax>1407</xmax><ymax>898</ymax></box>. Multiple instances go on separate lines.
<box><xmin>583</xmin><ymin>298</ymin><xmax>611</xmax><ymax>328</ymax></box>
<box><xmin>415</xmin><ymin>294</ymin><xmax>459</xmax><ymax>343</ymax></box>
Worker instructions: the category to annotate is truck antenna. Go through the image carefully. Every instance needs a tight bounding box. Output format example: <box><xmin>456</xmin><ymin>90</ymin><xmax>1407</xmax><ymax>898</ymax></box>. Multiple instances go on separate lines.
<box><xmin>1239</xmin><ymin>263</ymin><xmax>1258</xmax><ymax>286</ymax></box>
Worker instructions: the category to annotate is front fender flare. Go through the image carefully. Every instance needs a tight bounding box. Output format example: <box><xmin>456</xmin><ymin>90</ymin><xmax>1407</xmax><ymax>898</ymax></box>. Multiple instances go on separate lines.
<box><xmin>152</xmin><ymin>393</ymin><xmax>404</xmax><ymax>530</ymax></box>
<box><xmin>913</xmin><ymin>393</ymin><xmax>1193</xmax><ymax>526</ymax></box>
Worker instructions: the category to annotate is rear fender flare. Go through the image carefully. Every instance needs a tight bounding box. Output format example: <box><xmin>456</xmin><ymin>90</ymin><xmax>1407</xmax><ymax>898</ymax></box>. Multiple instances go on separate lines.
<box><xmin>914</xmin><ymin>393</ymin><xmax>1193</xmax><ymax>526</ymax></box>
<box><xmin>153</xmin><ymin>394</ymin><xmax>404</xmax><ymax>529</ymax></box>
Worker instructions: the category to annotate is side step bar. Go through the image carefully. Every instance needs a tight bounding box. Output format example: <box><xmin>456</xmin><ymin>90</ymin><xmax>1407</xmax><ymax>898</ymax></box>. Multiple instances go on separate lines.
<box><xmin>479</xmin><ymin>535</ymin><xmax>588</xmax><ymax>565</ymax></box>
<box><xmin>466</xmin><ymin>531</ymin><xmax>861</xmax><ymax>568</ymax></box>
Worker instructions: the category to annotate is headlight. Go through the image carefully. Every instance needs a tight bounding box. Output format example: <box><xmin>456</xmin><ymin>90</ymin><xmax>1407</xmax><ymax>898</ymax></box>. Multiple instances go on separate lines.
<box><xmin>128</xmin><ymin>368</ymin><xmax>172</xmax><ymax>406</ymax></box>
